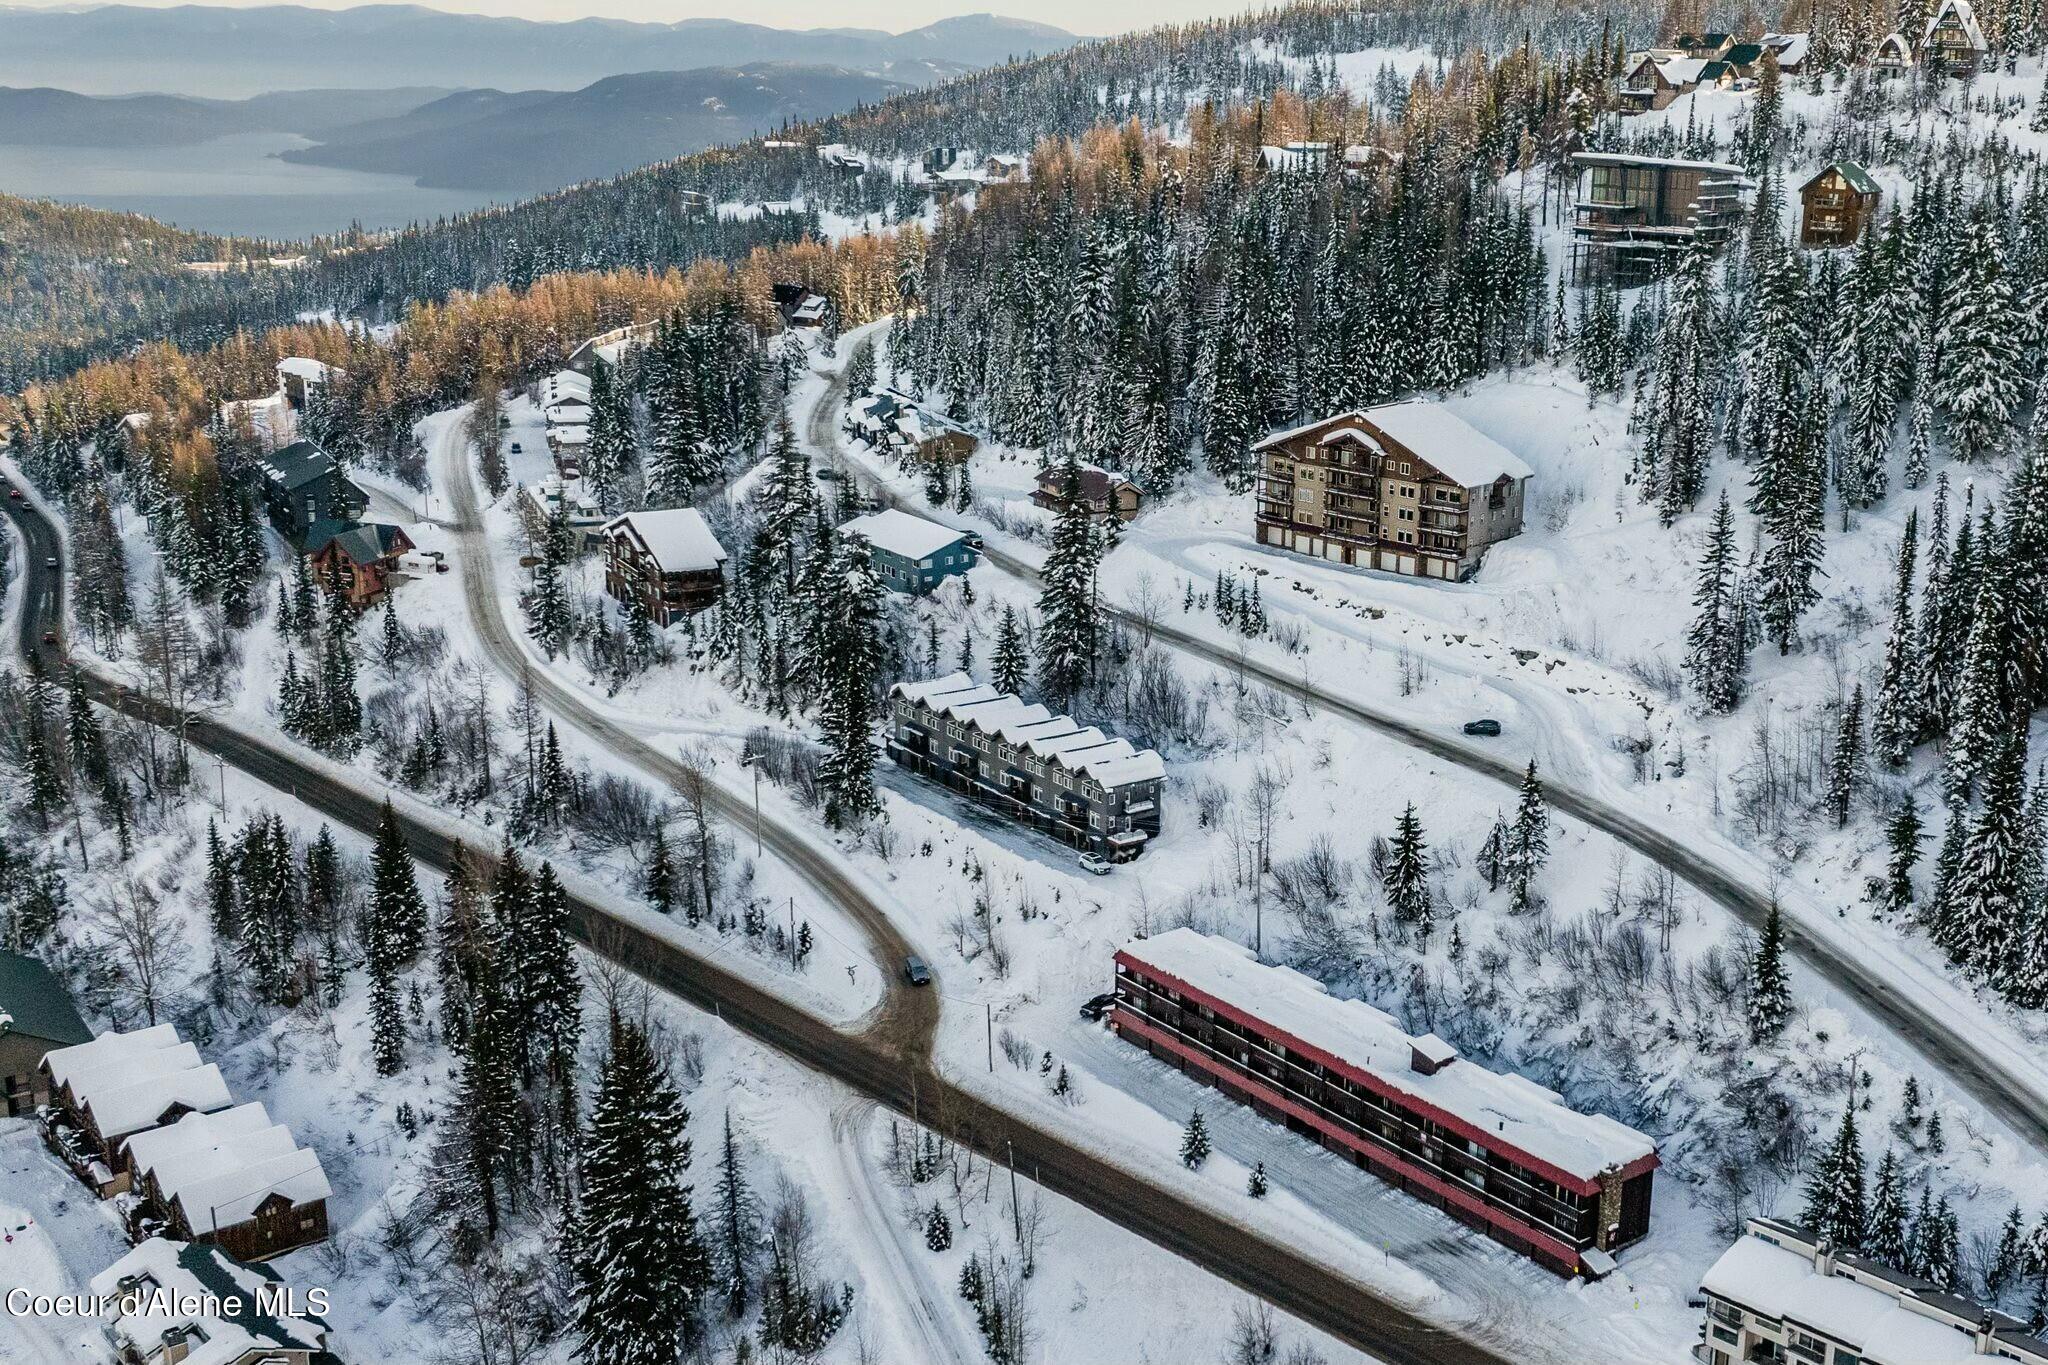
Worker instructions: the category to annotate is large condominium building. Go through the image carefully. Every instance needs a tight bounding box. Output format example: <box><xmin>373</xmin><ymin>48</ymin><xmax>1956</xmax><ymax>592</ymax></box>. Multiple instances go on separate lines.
<box><xmin>1569</xmin><ymin>151</ymin><xmax>1750</xmax><ymax>286</ymax></box>
<box><xmin>1253</xmin><ymin>402</ymin><xmax>1533</xmax><ymax>582</ymax></box>
<box><xmin>1111</xmin><ymin>929</ymin><xmax>1658</xmax><ymax>1276</ymax></box>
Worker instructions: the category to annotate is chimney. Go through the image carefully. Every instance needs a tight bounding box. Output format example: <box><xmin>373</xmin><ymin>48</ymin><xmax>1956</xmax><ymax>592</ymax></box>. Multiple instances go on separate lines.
<box><xmin>1815</xmin><ymin>1236</ymin><xmax>1835</xmax><ymax>1277</ymax></box>
<box><xmin>1409</xmin><ymin>1033</ymin><xmax>1458</xmax><ymax>1076</ymax></box>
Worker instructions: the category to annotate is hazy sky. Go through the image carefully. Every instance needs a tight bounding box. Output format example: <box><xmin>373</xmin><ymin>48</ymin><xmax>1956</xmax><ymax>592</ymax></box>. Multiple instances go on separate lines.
<box><xmin>2</xmin><ymin>0</ymin><xmax>1259</xmax><ymax>37</ymax></box>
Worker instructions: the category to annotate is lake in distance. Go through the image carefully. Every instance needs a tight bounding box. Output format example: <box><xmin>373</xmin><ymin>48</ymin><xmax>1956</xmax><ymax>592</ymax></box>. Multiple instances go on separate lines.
<box><xmin>0</xmin><ymin>132</ymin><xmax>508</xmax><ymax>240</ymax></box>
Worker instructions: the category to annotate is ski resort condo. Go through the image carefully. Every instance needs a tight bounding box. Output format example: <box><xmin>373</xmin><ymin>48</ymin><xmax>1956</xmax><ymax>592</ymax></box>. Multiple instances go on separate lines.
<box><xmin>1110</xmin><ymin>930</ymin><xmax>1658</xmax><ymax>1276</ymax></box>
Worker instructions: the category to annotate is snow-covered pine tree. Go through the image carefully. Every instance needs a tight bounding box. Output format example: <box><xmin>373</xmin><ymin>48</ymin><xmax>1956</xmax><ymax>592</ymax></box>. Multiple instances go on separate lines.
<box><xmin>573</xmin><ymin>1010</ymin><xmax>715</xmax><ymax>1363</ymax></box>
<box><xmin>1036</xmin><ymin>455</ymin><xmax>1102</xmax><ymax>706</ymax></box>
<box><xmin>844</xmin><ymin>336</ymin><xmax>877</xmax><ymax>401</ymax></box>
<box><xmin>1685</xmin><ymin>492</ymin><xmax>1749</xmax><ymax>712</ymax></box>
<box><xmin>1943</xmin><ymin>545</ymin><xmax>2021</xmax><ymax>803</ymax></box>
<box><xmin>925</xmin><ymin>1203</ymin><xmax>953</xmax><ymax>1252</ymax></box>
<box><xmin>1649</xmin><ymin>241</ymin><xmax>1717</xmax><ymax>523</ymax></box>
<box><xmin>369</xmin><ymin>799</ymin><xmax>427</xmax><ymax>964</ymax></box>
<box><xmin>1508</xmin><ymin>759</ymin><xmax>1548</xmax><ymax>910</ymax></box>
<box><xmin>1882</xmin><ymin>798</ymin><xmax>1924</xmax><ymax>916</ymax></box>
<box><xmin>368</xmin><ymin>920</ymin><xmax>405</xmax><ymax>1077</ymax></box>
<box><xmin>807</xmin><ymin>534</ymin><xmax>888</xmax><ymax>828</ymax></box>
<box><xmin>1748</xmin><ymin>899</ymin><xmax>1793</xmax><ymax>1040</ymax></box>
<box><xmin>1385</xmin><ymin>803</ymin><xmax>1431</xmax><ymax>935</ymax></box>
<box><xmin>1939</xmin><ymin>732</ymin><xmax>2032</xmax><ymax>975</ymax></box>
<box><xmin>991</xmin><ymin>604</ymin><xmax>1029</xmax><ymax>697</ymax></box>
<box><xmin>523</xmin><ymin>861</ymin><xmax>581</xmax><ymax>1091</ymax></box>
<box><xmin>1872</xmin><ymin>511</ymin><xmax>1921</xmax><ymax>764</ymax></box>
<box><xmin>583</xmin><ymin>355</ymin><xmax>635</xmax><ymax>513</ymax></box>
<box><xmin>1938</xmin><ymin>213</ymin><xmax>2025</xmax><ymax>459</ymax></box>
<box><xmin>711</xmin><ymin>1111</ymin><xmax>761</xmax><ymax>1315</ymax></box>
<box><xmin>1800</xmin><ymin>1103</ymin><xmax>1868</xmax><ymax>1250</ymax></box>
<box><xmin>1248</xmin><ymin>1162</ymin><xmax>1268</xmax><ymax>1198</ymax></box>
<box><xmin>643</xmin><ymin>827</ymin><xmax>675</xmax><ymax>912</ymax></box>
<box><xmin>1180</xmin><ymin>1106</ymin><xmax>1211</xmax><ymax>1169</ymax></box>
<box><xmin>1826</xmin><ymin>685</ymin><xmax>1866</xmax><ymax>827</ymax></box>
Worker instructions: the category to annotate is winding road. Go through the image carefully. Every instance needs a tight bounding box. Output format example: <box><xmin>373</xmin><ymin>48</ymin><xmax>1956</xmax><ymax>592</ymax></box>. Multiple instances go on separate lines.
<box><xmin>804</xmin><ymin>362</ymin><xmax>2048</xmax><ymax>1156</ymax></box>
<box><xmin>0</xmin><ymin>463</ymin><xmax>1516</xmax><ymax>1364</ymax></box>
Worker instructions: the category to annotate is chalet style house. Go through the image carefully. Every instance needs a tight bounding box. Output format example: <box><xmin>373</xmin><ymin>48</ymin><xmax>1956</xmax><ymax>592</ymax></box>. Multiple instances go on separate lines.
<box><xmin>1873</xmin><ymin>30</ymin><xmax>1915</xmax><ymax>70</ymax></box>
<box><xmin>307</xmin><ymin>520</ymin><xmax>414</xmax><ymax>607</ymax></box>
<box><xmin>601</xmin><ymin>508</ymin><xmax>728</xmax><ymax>624</ymax></box>
<box><xmin>42</xmin><ymin>1026</ymin><xmax>234</xmax><ymax>1188</ymax></box>
<box><xmin>249</xmin><ymin>440</ymin><xmax>367</xmax><ymax>542</ymax></box>
<box><xmin>1253</xmin><ymin>403</ymin><xmax>1533</xmax><ymax>582</ymax></box>
<box><xmin>1698</xmin><ymin>1219</ymin><xmax>2048</xmax><ymax>1365</ymax></box>
<box><xmin>845</xmin><ymin>389</ymin><xmax>979</xmax><ymax>464</ymax></box>
<box><xmin>839</xmin><ymin>509</ymin><xmax>978</xmax><ymax>595</ymax></box>
<box><xmin>1923</xmin><ymin>0</ymin><xmax>1988</xmax><ymax>72</ymax></box>
<box><xmin>887</xmin><ymin>672</ymin><xmax>1164</xmax><ymax>859</ymax></box>
<box><xmin>120</xmin><ymin>1104</ymin><xmax>332</xmax><ymax>1261</ymax></box>
<box><xmin>0</xmin><ymin>949</ymin><xmax>93</xmax><ymax>1117</ymax></box>
<box><xmin>1032</xmin><ymin>463</ymin><xmax>1143</xmax><ymax>523</ymax></box>
<box><xmin>1112</xmin><ymin>931</ymin><xmax>1658</xmax><ymax>1277</ymax></box>
<box><xmin>772</xmin><ymin>282</ymin><xmax>830</xmax><ymax>330</ymax></box>
<box><xmin>91</xmin><ymin>1239</ymin><xmax>337</xmax><ymax>1365</ymax></box>
<box><xmin>1800</xmin><ymin>161</ymin><xmax>1882</xmax><ymax>248</ymax></box>
<box><xmin>1570</xmin><ymin>151</ymin><xmax>1750</xmax><ymax>285</ymax></box>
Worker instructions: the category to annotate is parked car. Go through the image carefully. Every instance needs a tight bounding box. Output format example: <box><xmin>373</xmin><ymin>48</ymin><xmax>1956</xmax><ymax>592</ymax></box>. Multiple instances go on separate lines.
<box><xmin>1078</xmin><ymin>852</ymin><xmax>1114</xmax><ymax>876</ymax></box>
<box><xmin>44</xmin><ymin>557</ymin><xmax>57</xmax><ymax>571</ymax></box>
<box><xmin>510</xmin><ymin>442</ymin><xmax>523</xmax><ymax>454</ymax></box>
<box><xmin>1462</xmin><ymin>718</ymin><xmax>1502</xmax><ymax>737</ymax></box>
<box><xmin>40</xmin><ymin>631</ymin><xmax>58</xmax><ymax>647</ymax></box>
<box><xmin>816</xmin><ymin>465</ymin><xmax>843</xmax><ymax>482</ymax></box>
<box><xmin>902</xmin><ymin>955</ymin><xmax>932</xmax><ymax>987</ymax></box>
<box><xmin>5</xmin><ymin>486</ymin><xmax>19</xmax><ymax>500</ymax></box>
<box><xmin>962</xmin><ymin>531</ymin><xmax>985</xmax><ymax>550</ymax></box>
<box><xmin>1078</xmin><ymin>991</ymin><xmax>1117</xmax><ymax>1021</ymax></box>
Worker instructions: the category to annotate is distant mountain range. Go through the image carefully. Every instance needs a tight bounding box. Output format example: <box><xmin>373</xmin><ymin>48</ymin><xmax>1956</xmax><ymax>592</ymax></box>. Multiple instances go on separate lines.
<box><xmin>0</xmin><ymin>86</ymin><xmax>454</xmax><ymax>146</ymax></box>
<box><xmin>0</xmin><ymin>4</ymin><xmax>1077</xmax><ymax>98</ymax></box>
<box><xmin>278</xmin><ymin>66</ymin><xmax>912</xmax><ymax>192</ymax></box>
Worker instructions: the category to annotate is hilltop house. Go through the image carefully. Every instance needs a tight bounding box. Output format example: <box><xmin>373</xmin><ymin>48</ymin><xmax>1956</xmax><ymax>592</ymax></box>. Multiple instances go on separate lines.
<box><xmin>887</xmin><ymin>673</ymin><xmax>1165</xmax><ymax>859</ymax></box>
<box><xmin>521</xmin><ymin>474</ymin><xmax>606</xmax><ymax>552</ymax></box>
<box><xmin>844</xmin><ymin>388</ymin><xmax>978</xmax><ymax>464</ymax></box>
<box><xmin>1569</xmin><ymin>151</ymin><xmax>1750</xmax><ymax>285</ymax></box>
<box><xmin>0</xmin><ymin>950</ymin><xmax>93</xmax><ymax>1118</ymax></box>
<box><xmin>1800</xmin><ymin>161</ymin><xmax>1882</xmax><ymax>247</ymax></box>
<box><xmin>1873</xmin><ymin>30</ymin><xmax>1915</xmax><ymax>70</ymax></box>
<box><xmin>90</xmin><ymin>1239</ymin><xmax>337</xmax><ymax>1365</ymax></box>
<box><xmin>248</xmin><ymin>440</ymin><xmax>367</xmax><ymax>543</ymax></box>
<box><xmin>275</xmin><ymin>357</ymin><xmax>339</xmax><ymax>412</ymax></box>
<box><xmin>1924</xmin><ymin>0</ymin><xmax>1988</xmax><ymax>71</ymax></box>
<box><xmin>1032</xmin><ymin>463</ymin><xmax>1143</xmax><ymax>523</ymax></box>
<box><xmin>306</xmin><ymin>520</ymin><xmax>414</xmax><ymax>607</ymax></box>
<box><xmin>601</xmin><ymin>508</ymin><xmax>728</xmax><ymax>624</ymax></box>
<box><xmin>839</xmin><ymin>509</ymin><xmax>978</xmax><ymax>595</ymax></box>
<box><xmin>1253</xmin><ymin>402</ymin><xmax>1533</xmax><ymax>582</ymax></box>
<box><xmin>1697</xmin><ymin>1218</ymin><xmax>2048</xmax><ymax>1365</ymax></box>
<box><xmin>772</xmin><ymin>282</ymin><xmax>831</xmax><ymax>330</ymax></box>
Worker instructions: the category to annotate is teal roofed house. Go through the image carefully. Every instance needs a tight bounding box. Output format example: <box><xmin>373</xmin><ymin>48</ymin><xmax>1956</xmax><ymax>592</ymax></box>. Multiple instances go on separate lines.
<box><xmin>248</xmin><ymin>440</ymin><xmax>367</xmax><ymax>542</ymax></box>
<box><xmin>839</xmin><ymin>509</ymin><xmax>978</xmax><ymax>595</ymax></box>
<box><xmin>0</xmin><ymin>949</ymin><xmax>92</xmax><ymax>1117</ymax></box>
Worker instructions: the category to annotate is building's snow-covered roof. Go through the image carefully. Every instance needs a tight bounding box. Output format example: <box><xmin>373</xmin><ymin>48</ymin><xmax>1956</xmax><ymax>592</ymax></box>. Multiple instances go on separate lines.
<box><xmin>1701</xmin><ymin>1228</ymin><xmax>2048</xmax><ymax>1364</ymax></box>
<box><xmin>45</xmin><ymin>1024</ymin><xmax>184</xmax><ymax>1090</ymax></box>
<box><xmin>1654</xmin><ymin>57</ymin><xmax>1708</xmax><ymax>83</ymax></box>
<box><xmin>119</xmin><ymin>1101</ymin><xmax>274</xmax><ymax>1173</ymax></box>
<box><xmin>604</xmin><ymin>508</ymin><xmax>727</xmax><ymax>573</ymax></box>
<box><xmin>88</xmin><ymin>1063</ymin><xmax>233</xmax><ymax>1140</ymax></box>
<box><xmin>891</xmin><ymin>672</ymin><xmax>1165</xmax><ymax>789</ymax></box>
<box><xmin>275</xmin><ymin>356</ymin><xmax>337</xmax><ymax>382</ymax></box>
<box><xmin>549</xmin><ymin>424</ymin><xmax>591</xmax><ymax>446</ymax></box>
<box><xmin>1361</xmin><ymin>401</ymin><xmax>1535</xmax><ymax>485</ymax></box>
<box><xmin>1571</xmin><ymin>150</ymin><xmax>1745</xmax><ymax>174</ymax></box>
<box><xmin>172</xmin><ymin>1142</ymin><xmax>332</xmax><ymax>1231</ymax></box>
<box><xmin>839</xmin><ymin>508</ymin><xmax>969</xmax><ymax>562</ymax></box>
<box><xmin>1927</xmin><ymin>0</ymin><xmax>1987</xmax><ymax>46</ymax></box>
<box><xmin>1761</xmin><ymin>31</ymin><xmax>1811</xmax><ymax>65</ymax></box>
<box><xmin>91</xmin><ymin>1239</ymin><xmax>329</xmax><ymax>1365</ymax></box>
<box><xmin>1255</xmin><ymin>403</ymin><xmax>1534</xmax><ymax>486</ymax></box>
<box><xmin>1117</xmin><ymin>930</ymin><xmax>1657</xmax><ymax>1186</ymax></box>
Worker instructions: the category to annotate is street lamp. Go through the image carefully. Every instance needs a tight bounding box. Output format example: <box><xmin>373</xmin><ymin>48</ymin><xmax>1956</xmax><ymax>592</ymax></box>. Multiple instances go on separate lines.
<box><xmin>739</xmin><ymin>751</ymin><xmax>762</xmax><ymax>856</ymax></box>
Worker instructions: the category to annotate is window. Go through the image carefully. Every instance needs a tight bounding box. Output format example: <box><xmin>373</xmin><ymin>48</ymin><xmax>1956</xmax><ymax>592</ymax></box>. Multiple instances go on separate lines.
<box><xmin>1398</xmin><ymin>462</ymin><xmax>1411</xmax><ymax>475</ymax></box>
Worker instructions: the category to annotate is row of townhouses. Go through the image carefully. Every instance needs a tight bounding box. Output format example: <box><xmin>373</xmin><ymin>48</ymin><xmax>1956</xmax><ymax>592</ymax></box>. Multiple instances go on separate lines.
<box><xmin>1698</xmin><ymin>1218</ymin><xmax>2048</xmax><ymax>1365</ymax></box>
<box><xmin>1</xmin><ymin>952</ymin><xmax>341</xmax><ymax>1362</ymax></box>
<box><xmin>41</xmin><ymin>1024</ymin><xmax>332</xmax><ymax>1263</ymax></box>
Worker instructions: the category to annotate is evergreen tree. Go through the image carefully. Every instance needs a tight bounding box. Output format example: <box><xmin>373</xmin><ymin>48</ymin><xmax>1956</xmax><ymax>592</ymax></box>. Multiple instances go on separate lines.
<box><xmin>1686</xmin><ymin>493</ymin><xmax>1750</xmax><ymax>711</ymax></box>
<box><xmin>1867</xmin><ymin>1148</ymin><xmax>1909</xmax><ymax>1268</ymax></box>
<box><xmin>1939</xmin><ymin>733</ymin><xmax>2032</xmax><ymax>974</ymax></box>
<box><xmin>1648</xmin><ymin>242</ymin><xmax>1718</xmax><ymax>522</ymax></box>
<box><xmin>1826</xmin><ymin>685</ymin><xmax>1866</xmax><ymax>827</ymax></box>
<box><xmin>205</xmin><ymin>818</ymin><xmax>238</xmax><ymax>943</ymax></box>
<box><xmin>369</xmin><ymin>800</ymin><xmax>427</xmax><ymax>964</ymax></box>
<box><xmin>1800</xmin><ymin>1103</ymin><xmax>1868</xmax><ymax>1250</ymax></box>
<box><xmin>1882</xmin><ymin>798</ymin><xmax>1925</xmax><ymax>915</ymax></box>
<box><xmin>1385</xmin><ymin>803</ymin><xmax>1431</xmax><ymax>935</ymax></box>
<box><xmin>644</xmin><ymin>827</ymin><xmax>676</xmax><ymax>913</ymax></box>
<box><xmin>711</xmin><ymin>1111</ymin><xmax>761</xmax><ymax>1316</ymax></box>
<box><xmin>1939</xmin><ymin>213</ymin><xmax>2025</xmax><ymax>459</ymax></box>
<box><xmin>524</xmin><ymin>862</ymin><xmax>582</xmax><ymax>1088</ymax></box>
<box><xmin>1036</xmin><ymin>456</ymin><xmax>1101</xmax><ymax>705</ymax></box>
<box><xmin>1179</xmin><ymin>1106</ymin><xmax>1211</xmax><ymax>1169</ymax></box>
<box><xmin>806</xmin><ymin>535</ymin><xmax>888</xmax><ymax>828</ymax></box>
<box><xmin>924</xmin><ymin>1203</ymin><xmax>953</xmax><ymax>1252</ymax></box>
<box><xmin>368</xmin><ymin>922</ymin><xmax>406</xmax><ymax>1076</ymax></box>
<box><xmin>1872</xmin><ymin>511</ymin><xmax>1922</xmax><ymax>764</ymax></box>
<box><xmin>1478</xmin><ymin>812</ymin><xmax>1511</xmax><ymax>894</ymax></box>
<box><xmin>1749</xmin><ymin>899</ymin><xmax>1793</xmax><ymax>1041</ymax></box>
<box><xmin>844</xmin><ymin>336</ymin><xmax>877</xmax><ymax>399</ymax></box>
<box><xmin>1248</xmin><ymin>1161</ymin><xmax>1268</xmax><ymax>1198</ymax></box>
<box><xmin>1507</xmin><ymin>760</ymin><xmax>1549</xmax><ymax>910</ymax></box>
<box><xmin>573</xmin><ymin>1011</ymin><xmax>715</xmax><ymax>1363</ymax></box>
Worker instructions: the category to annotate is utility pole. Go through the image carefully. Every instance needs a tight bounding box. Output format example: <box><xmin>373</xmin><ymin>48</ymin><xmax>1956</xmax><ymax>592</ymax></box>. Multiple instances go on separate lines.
<box><xmin>986</xmin><ymin>1002</ymin><xmax>994</xmax><ymax>1072</ymax></box>
<box><xmin>1006</xmin><ymin>1139</ymin><xmax>1021</xmax><ymax>1242</ymax></box>
<box><xmin>789</xmin><ymin>897</ymin><xmax>797</xmax><ymax>970</ymax></box>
